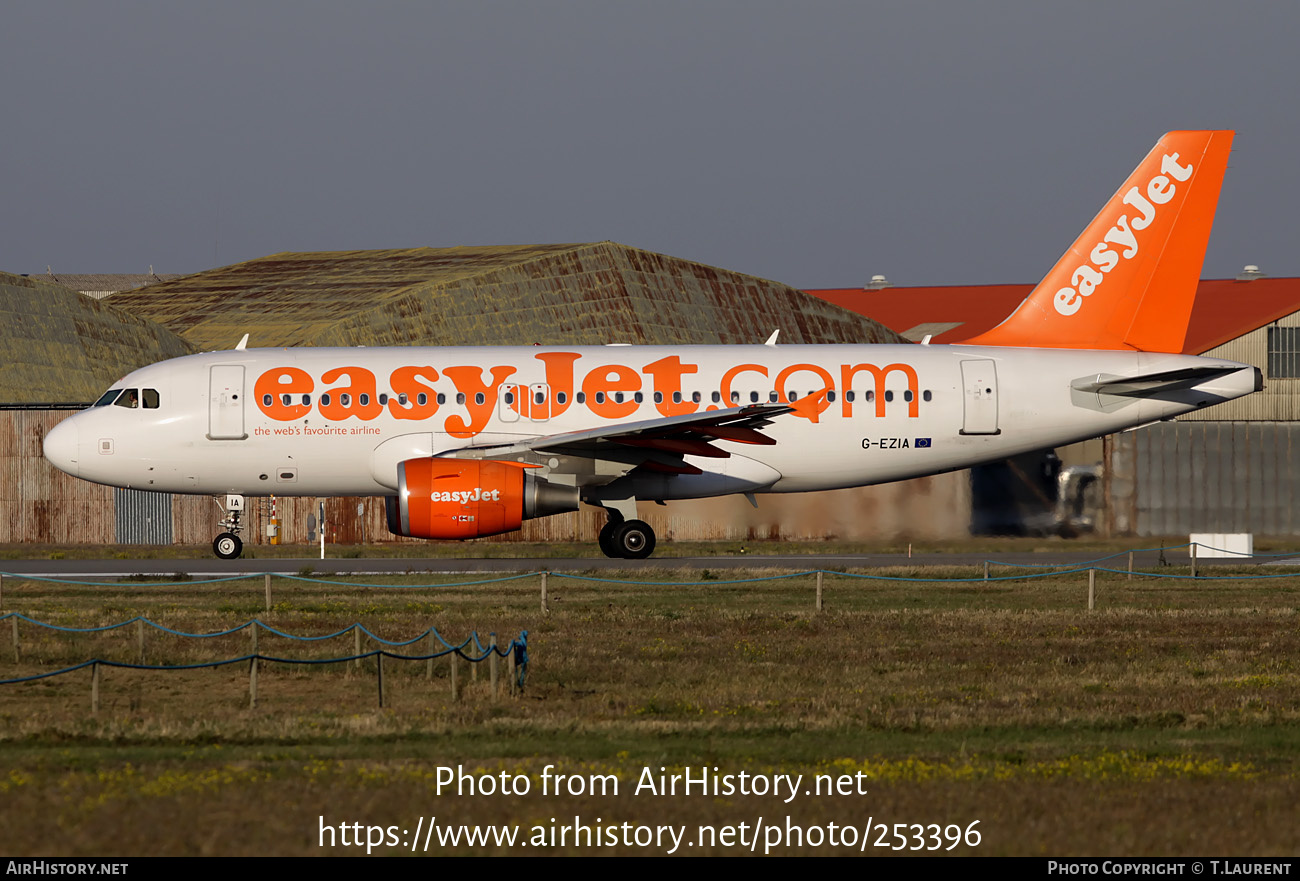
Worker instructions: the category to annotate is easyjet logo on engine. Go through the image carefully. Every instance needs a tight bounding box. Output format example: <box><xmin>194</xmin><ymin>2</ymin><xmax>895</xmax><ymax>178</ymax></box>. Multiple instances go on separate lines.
<box><xmin>254</xmin><ymin>353</ymin><xmax>922</xmax><ymax>437</ymax></box>
<box><xmin>1053</xmin><ymin>152</ymin><xmax>1194</xmax><ymax>317</ymax></box>
<box><xmin>430</xmin><ymin>488</ymin><xmax>501</xmax><ymax>503</ymax></box>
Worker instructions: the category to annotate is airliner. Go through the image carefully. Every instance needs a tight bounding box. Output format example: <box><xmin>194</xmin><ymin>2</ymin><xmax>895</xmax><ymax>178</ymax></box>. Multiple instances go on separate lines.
<box><xmin>43</xmin><ymin>131</ymin><xmax>1259</xmax><ymax>559</ymax></box>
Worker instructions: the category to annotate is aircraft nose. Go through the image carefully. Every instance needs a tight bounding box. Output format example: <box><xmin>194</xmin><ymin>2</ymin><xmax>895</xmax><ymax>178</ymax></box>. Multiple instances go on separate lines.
<box><xmin>43</xmin><ymin>419</ymin><xmax>80</xmax><ymax>477</ymax></box>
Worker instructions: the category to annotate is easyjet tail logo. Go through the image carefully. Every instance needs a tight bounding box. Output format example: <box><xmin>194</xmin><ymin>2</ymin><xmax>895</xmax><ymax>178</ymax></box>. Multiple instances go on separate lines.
<box><xmin>1053</xmin><ymin>152</ymin><xmax>1194</xmax><ymax>317</ymax></box>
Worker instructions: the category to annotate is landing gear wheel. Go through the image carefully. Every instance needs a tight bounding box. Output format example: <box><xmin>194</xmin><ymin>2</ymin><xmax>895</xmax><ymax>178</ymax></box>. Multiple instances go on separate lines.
<box><xmin>611</xmin><ymin>520</ymin><xmax>656</xmax><ymax>559</ymax></box>
<box><xmin>598</xmin><ymin>520</ymin><xmax>621</xmax><ymax>558</ymax></box>
<box><xmin>213</xmin><ymin>532</ymin><xmax>243</xmax><ymax>560</ymax></box>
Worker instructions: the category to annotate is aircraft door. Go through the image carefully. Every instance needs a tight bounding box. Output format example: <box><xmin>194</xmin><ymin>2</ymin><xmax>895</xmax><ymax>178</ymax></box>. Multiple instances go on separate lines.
<box><xmin>208</xmin><ymin>365</ymin><xmax>248</xmax><ymax>440</ymax></box>
<box><xmin>959</xmin><ymin>360</ymin><xmax>1000</xmax><ymax>435</ymax></box>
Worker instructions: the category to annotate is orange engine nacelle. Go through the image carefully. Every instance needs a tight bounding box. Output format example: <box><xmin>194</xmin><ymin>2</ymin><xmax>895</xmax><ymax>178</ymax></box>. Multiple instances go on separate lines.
<box><xmin>385</xmin><ymin>458</ymin><xmax>579</xmax><ymax>540</ymax></box>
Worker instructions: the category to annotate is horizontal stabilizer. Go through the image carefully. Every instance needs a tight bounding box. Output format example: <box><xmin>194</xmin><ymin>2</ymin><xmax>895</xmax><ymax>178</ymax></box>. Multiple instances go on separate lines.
<box><xmin>1071</xmin><ymin>365</ymin><xmax>1242</xmax><ymax>398</ymax></box>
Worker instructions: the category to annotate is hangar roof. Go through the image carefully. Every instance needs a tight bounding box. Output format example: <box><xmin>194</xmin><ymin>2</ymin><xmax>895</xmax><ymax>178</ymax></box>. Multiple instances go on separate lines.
<box><xmin>806</xmin><ymin>277</ymin><xmax>1300</xmax><ymax>355</ymax></box>
<box><xmin>0</xmin><ymin>271</ymin><xmax>195</xmax><ymax>404</ymax></box>
<box><xmin>107</xmin><ymin>243</ymin><xmax>905</xmax><ymax>349</ymax></box>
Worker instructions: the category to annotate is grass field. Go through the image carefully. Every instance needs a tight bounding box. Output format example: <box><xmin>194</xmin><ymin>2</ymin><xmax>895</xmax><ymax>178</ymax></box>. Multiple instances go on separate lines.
<box><xmin>0</xmin><ymin>562</ymin><xmax>1297</xmax><ymax>856</ymax></box>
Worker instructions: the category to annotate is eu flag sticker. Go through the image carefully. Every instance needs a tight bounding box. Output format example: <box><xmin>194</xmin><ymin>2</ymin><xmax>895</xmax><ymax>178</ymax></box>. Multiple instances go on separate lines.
<box><xmin>915</xmin><ymin>438</ymin><xmax>932</xmax><ymax>448</ymax></box>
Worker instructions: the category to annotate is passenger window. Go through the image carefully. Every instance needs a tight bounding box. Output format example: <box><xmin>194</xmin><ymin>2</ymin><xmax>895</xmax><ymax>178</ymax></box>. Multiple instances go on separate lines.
<box><xmin>923</xmin><ymin>390</ymin><xmax>932</xmax><ymax>402</ymax></box>
<box><xmin>399</xmin><ymin>393</ymin><xmax>409</xmax><ymax>405</ymax></box>
<box><xmin>475</xmin><ymin>393</ymin><xmax>485</xmax><ymax>405</ymax></box>
<box><xmin>768</xmin><ymin>391</ymin><xmax>779</xmax><ymax>403</ymax></box>
<box><xmin>731</xmin><ymin>391</ymin><xmax>740</xmax><ymax>404</ymax></box>
<box><xmin>712</xmin><ymin>391</ymin><xmax>721</xmax><ymax>404</ymax></box>
<box><xmin>281</xmin><ymin>393</ymin><xmax>292</xmax><ymax>406</ymax></box>
<box><xmin>456</xmin><ymin>393</ymin><xmax>466</xmax><ymax>405</ymax></box>
<box><xmin>884</xmin><ymin>391</ymin><xmax>894</xmax><ymax>402</ymax></box>
<box><xmin>417</xmin><ymin>393</ymin><xmax>428</xmax><ymax>406</ymax></box>
<box><xmin>340</xmin><ymin>393</ymin><xmax>352</xmax><ymax>407</ymax></box>
<box><xmin>436</xmin><ymin>393</ymin><xmax>445</xmax><ymax>405</ymax></box>
<box><xmin>846</xmin><ymin>391</ymin><xmax>855</xmax><ymax>403</ymax></box>
<box><xmin>504</xmin><ymin>391</ymin><xmax>515</xmax><ymax>405</ymax></box>
<box><xmin>634</xmin><ymin>392</ymin><xmax>643</xmax><ymax>403</ymax></box>
<box><xmin>692</xmin><ymin>391</ymin><xmax>701</xmax><ymax>403</ymax></box>
<box><xmin>262</xmin><ymin>394</ymin><xmax>273</xmax><ymax>407</ymax></box>
<box><xmin>535</xmin><ymin>391</ymin><xmax>545</xmax><ymax>405</ymax></box>
<box><xmin>576</xmin><ymin>392</ymin><xmax>586</xmax><ymax>404</ymax></box>
<box><xmin>378</xmin><ymin>393</ymin><xmax>388</xmax><ymax>405</ymax></box>
<box><xmin>614</xmin><ymin>392</ymin><xmax>624</xmax><ymax>404</ymax></box>
<box><xmin>557</xmin><ymin>392</ymin><xmax>568</xmax><ymax>404</ymax></box>
<box><xmin>595</xmin><ymin>392</ymin><xmax>606</xmax><ymax>404</ymax></box>
<box><xmin>903</xmin><ymin>390</ymin><xmax>913</xmax><ymax>402</ymax></box>
<box><xmin>321</xmin><ymin>393</ymin><xmax>331</xmax><ymax>406</ymax></box>
<box><xmin>359</xmin><ymin>393</ymin><xmax>370</xmax><ymax>406</ymax></box>
<box><xmin>749</xmin><ymin>391</ymin><xmax>759</xmax><ymax>403</ymax></box>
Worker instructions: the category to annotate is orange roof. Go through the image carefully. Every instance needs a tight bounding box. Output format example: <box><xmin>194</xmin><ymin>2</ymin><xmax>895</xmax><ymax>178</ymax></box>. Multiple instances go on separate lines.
<box><xmin>805</xmin><ymin>278</ymin><xmax>1300</xmax><ymax>355</ymax></box>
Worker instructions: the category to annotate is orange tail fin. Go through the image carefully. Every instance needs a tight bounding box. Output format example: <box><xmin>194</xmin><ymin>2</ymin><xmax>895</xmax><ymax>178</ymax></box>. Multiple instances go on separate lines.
<box><xmin>961</xmin><ymin>130</ymin><xmax>1234</xmax><ymax>352</ymax></box>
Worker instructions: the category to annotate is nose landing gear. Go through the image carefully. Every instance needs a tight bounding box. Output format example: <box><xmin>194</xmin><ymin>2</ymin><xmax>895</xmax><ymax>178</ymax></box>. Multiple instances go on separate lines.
<box><xmin>212</xmin><ymin>494</ymin><xmax>246</xmax><ymax>560</ymax></box>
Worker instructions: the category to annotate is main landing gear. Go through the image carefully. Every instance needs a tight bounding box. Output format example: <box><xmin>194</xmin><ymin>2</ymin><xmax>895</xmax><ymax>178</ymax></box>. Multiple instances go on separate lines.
<box><xmin>598</xmin><ymin>512</ymin><xmax>656</xmax><ymax>559</ymax></box>
<box><xmin>213</xmin><ymin>494</ymin><xmax>245</xmax><ymax>560</ymax></box>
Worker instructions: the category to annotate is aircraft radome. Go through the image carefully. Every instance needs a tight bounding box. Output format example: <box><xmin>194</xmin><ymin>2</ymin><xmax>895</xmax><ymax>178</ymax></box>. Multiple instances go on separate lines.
<box><xmin>44</xmin><ymin>131</ymin><xmax>1260</xmax><ymax>560</ymax></box>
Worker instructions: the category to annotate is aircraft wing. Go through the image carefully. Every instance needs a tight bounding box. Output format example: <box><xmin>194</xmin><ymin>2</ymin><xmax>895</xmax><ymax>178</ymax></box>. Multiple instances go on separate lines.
<box><xmin>452</xmin><ymin>391</ymin><xmax>827</xmax><ymax>476</ymax></box>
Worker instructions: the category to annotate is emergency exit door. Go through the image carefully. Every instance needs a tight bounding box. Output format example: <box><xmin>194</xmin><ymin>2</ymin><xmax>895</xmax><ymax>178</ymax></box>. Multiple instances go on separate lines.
<box><xmin>959</xmin><ymin>360</ymin><xmax>1000</xmax><ymax>435</ymax></box>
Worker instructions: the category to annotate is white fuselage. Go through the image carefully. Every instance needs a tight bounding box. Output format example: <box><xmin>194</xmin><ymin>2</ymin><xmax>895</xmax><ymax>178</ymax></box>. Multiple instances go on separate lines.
<box><xmin>43</xmin><ymin>344</ymin><xmax>1259</xmax><ymax>503</ymax></box>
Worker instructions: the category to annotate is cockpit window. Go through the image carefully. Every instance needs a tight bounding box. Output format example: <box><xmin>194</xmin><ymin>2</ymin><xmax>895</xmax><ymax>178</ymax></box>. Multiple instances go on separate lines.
<box><xmin>114</xmin><ymin>389</ymin><xmax>140</xmax><ymax>409</ymax></box>
<box><xmin>93</xmin><ymin>389</ymin><xmax>123</xmax><ymax>407</ymax></box>
<box><xmin>142</xmin><ymin>389</ymin><xmax>160</xmax><ymax>409</ymax></box>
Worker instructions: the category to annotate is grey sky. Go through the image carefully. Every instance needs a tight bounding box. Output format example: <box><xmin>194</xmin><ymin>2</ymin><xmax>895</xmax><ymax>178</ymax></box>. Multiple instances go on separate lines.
<box><xmin>2</xmin><ymin>1</ymin><xmax>1295</xmax><ymax>288</ymax></box>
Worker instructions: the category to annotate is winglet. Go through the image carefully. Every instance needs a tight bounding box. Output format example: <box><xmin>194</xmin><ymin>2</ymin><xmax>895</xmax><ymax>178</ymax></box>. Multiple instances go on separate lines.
<box><xmin>961</xmin><ymin>130</ymin><xmax>1234</xmax><ymax>353</ymax></box>
<box><xmin>235</xmin><ymin>333</ymin><xmax>250</xmax><ymax>351</ymax></box>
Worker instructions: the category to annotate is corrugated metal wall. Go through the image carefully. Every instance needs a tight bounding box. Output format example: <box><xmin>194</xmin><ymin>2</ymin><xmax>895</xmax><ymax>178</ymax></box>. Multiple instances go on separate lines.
<box><xmin>1109</xmin><ymin>421</ymin><xmax>1300</xmax><ymax>536</ymax></box>
<box><xmin>114</xmin><ymin>488</ymin><xmax>173</xmax><ymax>544</ymax></box>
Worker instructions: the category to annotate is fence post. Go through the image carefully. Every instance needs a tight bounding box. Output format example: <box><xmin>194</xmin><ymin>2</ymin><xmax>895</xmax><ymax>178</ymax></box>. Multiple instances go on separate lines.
<box><xmin>376</xmin><ymin>652</ymin><xmax>385</xmax><ymax>709</ymax></box>
<box><xmin>490</xmin><ymin>633</ymin><xmax>499</xmax><ymax>701</ymax></box>
<box><xmin>354</xmin><ymin>626</ymin><xmax>362</xmax><ymax>672</ymax></box>
<box><xmin>815</xmin><ymin>571</ymin><xmax>823</xmax><ymax>612</ymax></box>
<box><xmin>541</xmin><ymin>572</ymin><xmax>549</xmax><ymax>615</ymax></box>
<box><xmin>1191</xmin><ymin>543</ymin><xmax>1198</xmax><ymax>579</ymax></box>
<box><xmin>264</xmin><ymin>573</ymin><xmax>272</xmax><ymax>613</ymax></box>
<box><xmin>1128</xmin><ymin>551</ymin><xmax>1134</xmax><ymax>581</ymax></box>
<box><xmin>12</xmin><ymin>615</ymin><xmax>18</xmax><ymax>662</ymax></box>
<box><xmin>249</xmin><ymin>656</ymin><xmax>258</xmax><ymax>709</ymax></box>
<box><xmin>136</xmin><ymin>619</ymin><xmax>146</xmax><ymax>664</ymax></box>
<box><xmin>250</xmin><ymin>621</ymin><xmax>258</xmax><ymax>656</ymax></box>
<box><xmin>984</xmin><ymin>561</ymin><xmax>989</xmax><ymax>582</ymax></box>
<box><xmin>1</xmin><ymin>573</ymin><xmax>5</xmax><ymax>611</ymax></box>
<box><xmin>427</xmin><ymin>630</ymin><xmax>435</xmax><ymax>681</ymax></box>
<box><xmin>1088</xmin><ymin>568</ymin><xmax>1096</xmax><ymax>610</ymax></box>
<box><xmin>450</xmin><ymin>648</ymin><xmax>459</xmax><ymax>701</ymax></box>
<box><xmin>91</xmin><ymin>661</ymin><xmax>100</xmax><ymax>714</ymax></box>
